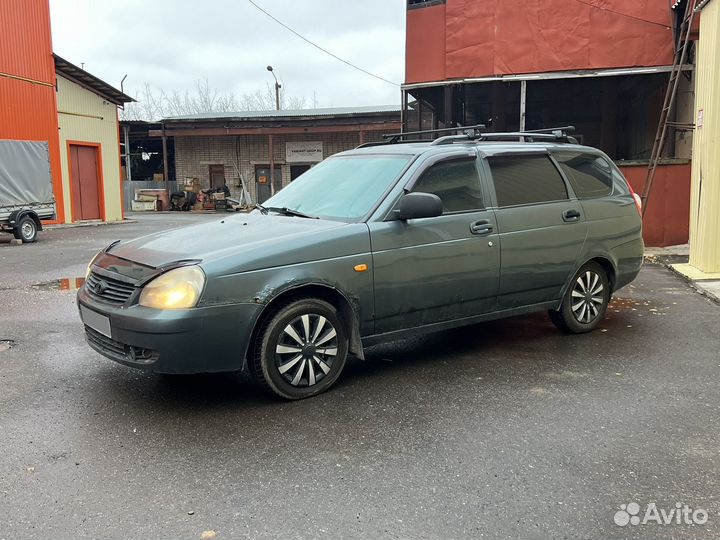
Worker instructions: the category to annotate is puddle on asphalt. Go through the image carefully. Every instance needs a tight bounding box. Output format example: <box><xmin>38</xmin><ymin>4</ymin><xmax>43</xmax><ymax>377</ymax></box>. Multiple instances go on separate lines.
<box><xmin>31</xmin><ymin>277</ymin><xmax>85</xmax><ymax>291</ymax></box>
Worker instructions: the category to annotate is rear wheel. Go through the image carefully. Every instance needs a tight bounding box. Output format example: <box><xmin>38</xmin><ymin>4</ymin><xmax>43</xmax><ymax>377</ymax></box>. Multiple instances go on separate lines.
<box><xmin>13</xmin><ymin>216</ymin><xmax>37</xmax><ymax>243</ymax></box>
<box><xmin>250</xmin><ymin>298</ymin><xmax>348</xmax><ymax>400</ymax></box>
<box><xmin>549</xmin><ymin>261</ymin><xmax>610</xmax><ymax>333</ymax></box>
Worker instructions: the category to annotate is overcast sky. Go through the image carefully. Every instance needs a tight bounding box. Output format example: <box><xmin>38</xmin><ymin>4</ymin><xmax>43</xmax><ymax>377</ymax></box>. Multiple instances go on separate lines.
<box><xmin>48</xmin><ymin>0</ymin><xmax>405</xmax><ymax>110</ymax></box>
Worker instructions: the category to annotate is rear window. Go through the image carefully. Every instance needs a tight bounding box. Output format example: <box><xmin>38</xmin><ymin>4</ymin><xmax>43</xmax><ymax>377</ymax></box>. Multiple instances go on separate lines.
<box><xmin>487</xmin><ymin>155</ymin><xmax>568</xmax><ymax>207</ymax></box>
<box><xmin>411</xmin><ymin>158</ymin><xmax>484</xmax><ymax>213</ymax></box>
<box><xmin>554</xmin><ymin>152</ymin><xmax>613</xmax><ymax>199</ymax></box>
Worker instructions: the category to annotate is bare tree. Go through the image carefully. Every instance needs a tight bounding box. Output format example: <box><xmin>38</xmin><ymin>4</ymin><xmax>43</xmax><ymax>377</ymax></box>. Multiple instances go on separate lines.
<box><xmin>122</xmin><ymin>79</ymin><xmax>311</xmax><ymax>121</ymax></box>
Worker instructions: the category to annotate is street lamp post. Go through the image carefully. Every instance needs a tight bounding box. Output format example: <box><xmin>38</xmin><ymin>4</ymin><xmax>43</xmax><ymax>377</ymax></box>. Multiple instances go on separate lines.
<box><xmin>266</xmin><ymin>65</ymin><xmax>281</xmax><ymax>111</ymax></box>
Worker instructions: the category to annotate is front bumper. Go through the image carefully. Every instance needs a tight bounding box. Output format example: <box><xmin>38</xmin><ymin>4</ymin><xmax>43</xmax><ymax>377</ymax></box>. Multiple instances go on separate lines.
<box><xmin>77</xmin><ymin>287</ymin><xmax>263</xmax><ymax>374</ymax></box>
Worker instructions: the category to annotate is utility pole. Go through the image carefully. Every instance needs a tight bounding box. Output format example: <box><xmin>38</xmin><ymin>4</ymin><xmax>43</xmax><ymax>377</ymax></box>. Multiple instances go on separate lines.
<box><xmin>266</xmin><ymin>65</ymin><xmax>281</xmax><ymax>111</ymax></box>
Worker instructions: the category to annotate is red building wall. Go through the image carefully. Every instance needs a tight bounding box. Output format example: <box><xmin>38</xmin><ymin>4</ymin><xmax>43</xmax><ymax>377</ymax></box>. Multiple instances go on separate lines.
<box><xmin>407</xmin><ymin>0</ymin><xmax>675</xmax><ymax>84</ymax></box>
<box><xmin>0</xmin><ymin>0</ymin><xmax>64</xmax><ymax>223</ymax></box>
<box><xmin>620</xmin><ymin>163</ymin><xmax>691</xmax><ymax>248</ymax></box>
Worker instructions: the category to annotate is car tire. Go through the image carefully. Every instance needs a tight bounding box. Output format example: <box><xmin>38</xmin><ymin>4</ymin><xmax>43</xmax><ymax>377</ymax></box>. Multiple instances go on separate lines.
<box><xmin>549</xmin><ymin>261</ymin><xmax>610</xmax><ymax>334</ymax></box>
<box><xmin>250</xmin><ymin>298</ymin><xmax>349</xmax><ymax>400</ymax></box>
<box><xmin>13</xmin><ymin>216</ymin><xmax>37</xmax><ymax>243</ymax></box>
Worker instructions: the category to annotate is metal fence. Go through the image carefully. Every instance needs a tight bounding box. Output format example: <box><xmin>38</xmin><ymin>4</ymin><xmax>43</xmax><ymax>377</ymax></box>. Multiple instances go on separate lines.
<box><xmin>122</xmin><ymin>180</ymin><xmax>178</xmax><ymax>211</ymax></box>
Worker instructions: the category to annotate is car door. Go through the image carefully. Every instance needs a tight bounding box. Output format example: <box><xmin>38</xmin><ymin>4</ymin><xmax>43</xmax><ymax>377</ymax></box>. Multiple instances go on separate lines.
<box><xmin>484</xmin><ymin>152</ymin><xmax>588</xmax><ymax>309</ymax></box>
<box><xmin>368</xmin><ymin>151</ymin><xmax>500</xmax><ymax>334</ymax></box>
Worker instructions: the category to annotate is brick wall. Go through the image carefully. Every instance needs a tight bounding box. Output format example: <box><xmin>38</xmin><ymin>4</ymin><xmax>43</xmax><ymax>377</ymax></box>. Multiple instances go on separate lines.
<box><xmin>174</xmin><ymin>130</ymin><xmax>385</xmax><ymax>202</ymax></box>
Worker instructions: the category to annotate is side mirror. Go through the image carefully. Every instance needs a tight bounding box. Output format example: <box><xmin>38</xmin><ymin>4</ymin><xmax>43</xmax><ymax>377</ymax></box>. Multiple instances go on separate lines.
<box><xmin>394</xmin><ymin>192</ymin><xmax>443</xmax><ymax>221</ymax></box>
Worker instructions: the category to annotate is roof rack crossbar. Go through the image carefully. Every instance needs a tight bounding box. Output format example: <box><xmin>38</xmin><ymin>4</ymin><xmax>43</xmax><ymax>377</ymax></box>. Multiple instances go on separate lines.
<box><xmin>382</xmin><ymin>124</ymin><xmax>486</xmax><ymax>142</ymax></box>
<box><xmin>357</xmin><ymin>125</ymin><xmax>578</xmax><ymax>149</ymax></box>
<box><xmin>478</xmin><ymin>132</ymin><xmax>578</xmax><ymax>143</ymax></box>
<box><xmin>522</xmin><ymin>125</ymin><xmax>576</xmax><ymax>135</ymax></box>
<box><xmin>431</xmin><ymin>130</ymin><xmax>578</xmax><ymax>146</ymax></box>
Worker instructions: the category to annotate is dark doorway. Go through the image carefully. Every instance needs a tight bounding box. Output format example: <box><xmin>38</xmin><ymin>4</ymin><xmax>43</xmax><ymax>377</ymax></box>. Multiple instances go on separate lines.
<box><xmin>69</xmin><ymin>144</ymin><xmax>101</xmax><ymax>221</ymax></box>
<box><xmin>209</xmin><ymin>164</ymin><xmax>225</xmax><ymax>189</ymax></box>
<box><xmin>290</xmin><ymin>164</ymin><xmax>311</xmax><ymax>181</ymax></box>
<box><xmin>255</xmin><ymin>165</ymin><xmax>282</xmax><ymax>203</ymax></box>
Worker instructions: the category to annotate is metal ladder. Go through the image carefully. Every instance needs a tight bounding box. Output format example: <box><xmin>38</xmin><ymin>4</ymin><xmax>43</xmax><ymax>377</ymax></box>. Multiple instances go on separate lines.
<box><xmin>640</xmin><ymin>0</ymin><xmax>698</xmax><ymax>216</ymax></box>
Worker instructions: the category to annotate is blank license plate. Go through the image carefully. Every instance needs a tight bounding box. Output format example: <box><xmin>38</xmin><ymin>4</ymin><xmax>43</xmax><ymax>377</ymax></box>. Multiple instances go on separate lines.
<box><xmin>80</xmin><ymin>305</ymin><xmax>112</xmax><ymax>338</ymax></box>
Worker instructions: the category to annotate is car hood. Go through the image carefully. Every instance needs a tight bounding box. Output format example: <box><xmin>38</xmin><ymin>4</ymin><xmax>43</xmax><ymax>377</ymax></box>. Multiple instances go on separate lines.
<box><xmin>107</xmin><ymin>213</ymin><xmax>348</xmax><ymax>270</ymax></box>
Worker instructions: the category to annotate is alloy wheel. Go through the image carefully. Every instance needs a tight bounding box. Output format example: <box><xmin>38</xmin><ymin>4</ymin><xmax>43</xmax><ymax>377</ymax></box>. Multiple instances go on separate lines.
<box><xmin>274</xmin><ymin>313</ymin><xmax>338</xmax><ymax>387</ymax></box>
<box><xmin>571</xmin><ymin>270</ymin><xmax>605</xmax><ymax>324</ymax></box>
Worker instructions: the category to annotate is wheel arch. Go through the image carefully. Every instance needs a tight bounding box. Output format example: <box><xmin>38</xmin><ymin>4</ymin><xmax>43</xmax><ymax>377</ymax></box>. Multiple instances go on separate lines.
<box><xmin>587</xmin><ymin>256</ymin><xmax>617</xmax><ymax>292</ymax></box>
<box><xmin>246</xmin><ymin>282</ymin><xmax>364</xmax><ymax>368</ymax></box>
<box><xmin>556</xmin><ymin>255</ymin><xmax>618</xmax><ymax>310</ymax></box>
<box><xmin>9</xmin><ymin>209</ymin><xmax>43</xmax><ymax>232</ymax></box>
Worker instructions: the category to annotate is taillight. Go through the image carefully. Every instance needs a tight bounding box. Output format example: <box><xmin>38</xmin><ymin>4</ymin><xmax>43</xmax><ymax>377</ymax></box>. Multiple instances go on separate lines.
<box><xmin>632</xmin><ymin>192</ymin><xmax>643</xmax><ymax>216</ymax></box>
<box><xmin>620</xmin><ymin>171</ymin><xmax>642</xmax><ymax>216</ymax></box>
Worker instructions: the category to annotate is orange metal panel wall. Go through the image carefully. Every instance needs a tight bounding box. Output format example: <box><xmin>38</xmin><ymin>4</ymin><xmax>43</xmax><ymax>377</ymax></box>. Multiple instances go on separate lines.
<box><xmin>406</xmin><ymin>0</ymin><xmax>675</xmax><ymax>84</ymax></box>
<box><xmin>406</xmin><ymin>3</ymin><xmax>447</xmax><ymax>85</ymax></box>
<box><xmin>620</xmin><ymin>163</ymin><xmax>692</xmax><ymax>248</ymax></box>
<box><xmin>0</xmin><ymin>0</ymin><xmax>55</xmax><ymax>82</ymax></box>
<box><xmin>0</xmin><ymin>0</ymin><xmax>64</xmax><ymax>222</ymax></box>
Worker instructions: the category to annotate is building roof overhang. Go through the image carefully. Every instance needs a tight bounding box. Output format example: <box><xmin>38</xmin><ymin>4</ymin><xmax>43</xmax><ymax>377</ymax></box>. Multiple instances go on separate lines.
<box><xmin>53</xmin><ymin>54</ymin><xmax>135</xmax><ymax>106</ymax></box>
<box><xmin>151</xmin><ymin>105</ymin><xmax>402</xmax><ymax>137</ymax></box>
<box><xmin>402</xmin><ymin>64</ymin><xmax>693</xmax><ymax>91</ymax></box>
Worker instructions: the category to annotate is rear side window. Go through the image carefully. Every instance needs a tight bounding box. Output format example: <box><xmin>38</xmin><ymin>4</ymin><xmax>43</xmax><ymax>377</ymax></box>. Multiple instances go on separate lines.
<box><xmin>487</xmin><ymin>155</ymin><xmax>568</xmax><ymax>207</ymax></box>
<box><xmin>411</xmin><ymin>159</ymin><xmax>484</xmax><ymax>213</ymax></box>
<box><xmin>554</xmin><ymin>152</ymin><xmax>613</xmax><ymax>199</ymax></box>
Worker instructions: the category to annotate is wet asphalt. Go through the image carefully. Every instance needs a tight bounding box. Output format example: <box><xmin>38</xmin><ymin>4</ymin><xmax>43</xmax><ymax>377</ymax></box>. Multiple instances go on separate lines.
<box><xmin>1</xmin><ymin>213</ymin><xmax>719</xmax><ymax>540</ymax></box>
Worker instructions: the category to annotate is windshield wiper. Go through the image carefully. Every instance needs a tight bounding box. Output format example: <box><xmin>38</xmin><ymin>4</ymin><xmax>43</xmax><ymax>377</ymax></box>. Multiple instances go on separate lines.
<box><xmin>264</xmin><ymin>206</ymin><xmax>318</xmax><ymax>219</ymax></box>
<box><xmin>255</xmin><ymin>203</ymin><xmax>269</xmax><ymax>215</ymax></box>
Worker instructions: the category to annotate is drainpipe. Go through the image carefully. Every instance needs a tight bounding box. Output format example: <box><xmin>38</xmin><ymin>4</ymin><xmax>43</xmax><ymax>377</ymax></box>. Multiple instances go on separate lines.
<box><xmin>123</xmin><ymin>124</ymin><xmax>132</xmax><ymax>181</ymax></box>
<box><xmin>269</xmin><ymin>134</ymin><xmax>275</xmax><ymax>196</ymax></box>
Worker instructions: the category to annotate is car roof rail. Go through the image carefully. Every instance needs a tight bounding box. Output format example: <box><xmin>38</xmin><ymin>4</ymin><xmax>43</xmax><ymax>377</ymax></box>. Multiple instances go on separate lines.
<box><xmin>356</xmin><ymin>124</ymin><xmax>486</xmax><ymax>148</ymax></box>
<box><xmin>431</xmin><ymin>125</ymin><xmax>579</xmax><ymax>146</ymax></box>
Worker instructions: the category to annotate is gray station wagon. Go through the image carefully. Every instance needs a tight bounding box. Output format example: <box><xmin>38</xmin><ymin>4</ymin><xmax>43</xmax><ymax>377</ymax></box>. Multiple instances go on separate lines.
<box><xmin>78</xmin><ymin>127</ymin><xmax>644</xmax><ymax>399</ymax></box>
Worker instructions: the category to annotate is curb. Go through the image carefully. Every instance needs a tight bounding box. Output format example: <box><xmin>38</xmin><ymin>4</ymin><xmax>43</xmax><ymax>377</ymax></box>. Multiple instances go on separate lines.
<box><xmin>45</xmin><ymin>219</ymin><xmax>137</xmax><ymax>230</ymax></box>
<box><xmin>647</xmin><ymin>254</ymin><xmax>720</xmax><ymax>305</ymax></box>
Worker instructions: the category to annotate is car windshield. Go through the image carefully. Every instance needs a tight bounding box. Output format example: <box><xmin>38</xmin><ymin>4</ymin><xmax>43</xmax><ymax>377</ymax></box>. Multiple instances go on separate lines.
<box><xmin>261</xmin><ymin>155</ymin><xmax>411</xmax><ymax>221</ymax></box>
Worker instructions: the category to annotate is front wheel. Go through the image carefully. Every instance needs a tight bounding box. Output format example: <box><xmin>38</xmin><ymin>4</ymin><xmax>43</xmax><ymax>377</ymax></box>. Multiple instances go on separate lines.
<box><xmin>250</xmin><ymin>298</ymin><xmax>349</xmax><ymax>400</ymax></box>
<box><xmin>13</xmin><ymin>216</ymin><xmax>37</xmax><ymax>243</ymax></box>
<box><xmin>549</xmin><ymin>262</ymin><xmax>610</xmax><ymax>333</ymax></box>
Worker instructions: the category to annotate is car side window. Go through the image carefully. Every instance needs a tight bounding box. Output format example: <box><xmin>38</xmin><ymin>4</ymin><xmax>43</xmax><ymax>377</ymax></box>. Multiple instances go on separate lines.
<box><xmin>487</xmin><ymin>155</ymin><xmax>569</xmax><ymax>207</ymax></box>
<box><xmin>554</xmin><ymin>152</ymin><xmax>613</xmax><ymax>199</ymax></box>
<box><xmin>411</xmin><ymin>158</ymin><xmax>484</xmax><ymax>213</ymax></box>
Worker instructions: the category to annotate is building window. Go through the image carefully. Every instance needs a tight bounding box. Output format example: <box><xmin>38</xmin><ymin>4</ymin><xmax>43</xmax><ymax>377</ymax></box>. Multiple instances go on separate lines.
<box><xmin>405</xmin><ymin>72</ymin><xmax>690</xmax><ymax>162</ymax></box>
<box><xmin>408</xmin><ymin>0</ymin><xmax>446</xmax><ymax>8</ymax></box>
<box><xmin>488</xmin><ymin>156</ymin><xmax>568</xmax><ymax>207</ymax></box>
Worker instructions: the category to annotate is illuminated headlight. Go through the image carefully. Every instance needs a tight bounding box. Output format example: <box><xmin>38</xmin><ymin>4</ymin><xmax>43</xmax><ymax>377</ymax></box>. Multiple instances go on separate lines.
<box><xmin>139</xmin><ymin>266</ymin><xmax>206</xmax><ymax>310</ymax></box>
<box><xmin>86</xmin><ymin>252</ymin><xmax>101</xmax><ymax>279</ymax></box>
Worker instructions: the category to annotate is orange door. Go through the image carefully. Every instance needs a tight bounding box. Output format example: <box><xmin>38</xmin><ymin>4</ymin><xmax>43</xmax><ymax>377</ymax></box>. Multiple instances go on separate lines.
<box><xmin>70</xmin><ymin>145</ymin><xmax>101</xmax><ymax>221</ymax></box>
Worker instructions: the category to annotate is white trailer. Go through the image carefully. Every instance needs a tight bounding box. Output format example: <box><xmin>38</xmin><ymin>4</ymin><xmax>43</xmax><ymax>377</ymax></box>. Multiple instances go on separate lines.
<box><xmin>0</xmin><ymin>140</ymin><xmax>56</xmax><ymax>243</ymax></box>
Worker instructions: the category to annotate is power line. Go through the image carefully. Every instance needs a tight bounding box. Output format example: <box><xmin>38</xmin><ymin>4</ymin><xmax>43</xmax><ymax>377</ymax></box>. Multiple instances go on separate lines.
<box><xmin>246</xmin><ymin>0</ymin><xmax>400</xmax><ymax>87</ymax></box>
<box><xmin>571</xmin><ymin>0</ymin><xmax>672</xmax><ymax>29</ymax></box>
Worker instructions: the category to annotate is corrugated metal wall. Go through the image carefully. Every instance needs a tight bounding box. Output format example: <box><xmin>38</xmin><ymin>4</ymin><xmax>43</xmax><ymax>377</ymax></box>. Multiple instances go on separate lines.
<box><xmin>57</xmin><ymin>75</ymin><xmax>124</xmax><ymax>222</ymax></box>
<box><xmin>0</xmin><ymin>0</ymin><xmax>65</xmax><ymax>222</ymax></box>
<box><xmin>689</xmin><ymin>0</ymin><xmax>720</xmax><ymax>272</ymax></box>
<box><xmin>406</xmin><ymin>0</ymin><xmax>675</xmax><ymax>84</ymax></box>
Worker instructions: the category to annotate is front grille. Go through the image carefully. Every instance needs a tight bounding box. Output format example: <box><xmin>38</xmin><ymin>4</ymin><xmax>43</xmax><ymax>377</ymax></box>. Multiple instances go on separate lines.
<box><xmin>85</xmin><ymin>272</ymin><xmax>136</xmax><ymax>306</ymax></box>
<box><xmin>84</xmin><ymin>326</ymin><xmax>159</xmax><ymax>365</ymax></box>
<box><xmin>85</xmin><ymin>325</ymin><xmax>126</xmax><ymax>361</ymax></box>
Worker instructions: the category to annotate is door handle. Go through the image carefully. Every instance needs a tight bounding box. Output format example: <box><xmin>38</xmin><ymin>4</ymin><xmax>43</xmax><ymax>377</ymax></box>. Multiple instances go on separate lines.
<box><xmin>470</xmin><ymin>220</ymin><xmax>493</xmax><ymax>235</ymax></box>
<box><xmin>562</xmin><ymin>209</ymin><xmax>581</xmax><ymax>222</ymax></box>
